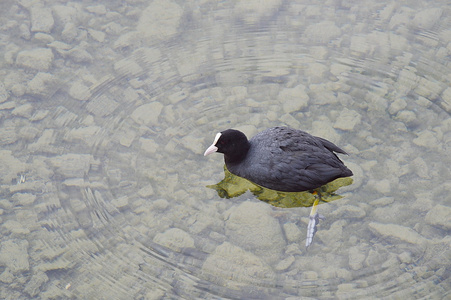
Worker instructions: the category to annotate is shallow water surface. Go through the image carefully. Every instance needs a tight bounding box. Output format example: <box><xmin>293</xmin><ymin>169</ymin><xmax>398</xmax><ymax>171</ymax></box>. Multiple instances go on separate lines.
<box><xmin>0</xmin><ymin>0</ymin><xmax>450</xmax><ymax>299</ymax></box>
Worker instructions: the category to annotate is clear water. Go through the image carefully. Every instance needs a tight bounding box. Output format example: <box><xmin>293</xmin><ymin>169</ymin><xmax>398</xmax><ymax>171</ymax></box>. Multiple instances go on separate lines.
<box><xmin>0</xmin><ymin>1</ymin><xmax>449</xmax><ymax>299</ymax></box>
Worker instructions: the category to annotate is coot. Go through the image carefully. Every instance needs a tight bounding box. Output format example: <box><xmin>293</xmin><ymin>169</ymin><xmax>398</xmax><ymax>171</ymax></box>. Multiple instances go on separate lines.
<box><xmin>204</xmin><ymin>126</ymin><xmax>353</xmax><ymax>192</ymax></box>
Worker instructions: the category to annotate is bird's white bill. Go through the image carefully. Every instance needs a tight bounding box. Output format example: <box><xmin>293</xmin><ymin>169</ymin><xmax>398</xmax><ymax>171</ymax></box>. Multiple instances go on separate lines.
<box><xmin>204</xmin><ymin>144</ymin><xmax>218</xmax><ymax>156</ymax></box>
<box><xmin>203</xmin><ymin>132</ymin><xmax>222</xmax><ymax>156</ymax></box>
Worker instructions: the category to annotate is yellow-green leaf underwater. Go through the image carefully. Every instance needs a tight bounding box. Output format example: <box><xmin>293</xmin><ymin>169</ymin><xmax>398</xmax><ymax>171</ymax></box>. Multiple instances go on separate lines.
<box><xmin>207</xmin><ymin>166</ymin><xmax>353</xmax><ymax>208</ymax></box>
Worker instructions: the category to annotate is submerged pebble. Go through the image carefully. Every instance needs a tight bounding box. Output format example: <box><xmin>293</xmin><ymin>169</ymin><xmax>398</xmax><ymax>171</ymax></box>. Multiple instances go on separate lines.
<box><xmin>0</xmin><ymin>240</ymin><xmax>30</xmax><ymax>273</ymax></box>
<box><xmin>425</xmin><ymin>204</ymin><xmax>451</xmax><ymax>230</ymax></box>
<box><xmin>225</xmin><ymin>201</ymin><xmax>286</xmax><ymax>261</ymax></box>
<box><xmin>131</xmin><ymin>102</ymin><xmax>164</xmax><ymax>126</ymax></box>
<box><xmin>333</xmin><ymin>108</ymin><xmax>361</xmax><ymax>131</ymax></box>
<box><xmin>153</xmin><ymin>228</ymin><xmax>195</xmax><ymax>251</ymax></box>
<box><xmin>348</xmin><ymin>246</ymin><xmax>367</xmax><ymax>271</ymax></box>
<box><xmin>16</xmin><ymin>48</ymin><xmax>53</xmax><ymax>71</ymax></box>
<box><xmin>368</xmin><ymin>222</ymin><xmax>427</xmax><ymax>245</ymax></box>
<box><xmin>137</xmin><ymin>0</ymin><xmax>183</xmax><ymax>39</ymax></box>
<box><xmin>30</xmin><ymin>4</ymin><xmax>54</xmax><ymax>33</ymax></box>
<box><xmin>202</xmin><ymin>242</ymin><xmax>275</xmax><ymax>289</ymax></box>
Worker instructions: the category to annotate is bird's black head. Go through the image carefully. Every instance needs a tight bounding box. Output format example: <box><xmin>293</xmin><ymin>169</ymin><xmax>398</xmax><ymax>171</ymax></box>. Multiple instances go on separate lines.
<box><xmin>204</xmin><ymin>129</ymin><xmax>250</xmax><ymax>163</ymax></box>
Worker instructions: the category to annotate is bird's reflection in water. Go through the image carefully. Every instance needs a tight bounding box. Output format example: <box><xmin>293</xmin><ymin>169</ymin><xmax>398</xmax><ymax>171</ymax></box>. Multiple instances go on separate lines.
<box><xmin>208</xmin><ymin>166</ymin><xmax>353</xmax><ymax>247</ymax></box>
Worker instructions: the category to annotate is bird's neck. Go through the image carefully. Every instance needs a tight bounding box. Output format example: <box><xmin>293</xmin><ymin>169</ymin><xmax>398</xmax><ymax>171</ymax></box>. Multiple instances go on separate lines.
<box><xmin>224</xmin><ymin>143</ymin><xmax>250</xmax><ymax>164</ymax></box>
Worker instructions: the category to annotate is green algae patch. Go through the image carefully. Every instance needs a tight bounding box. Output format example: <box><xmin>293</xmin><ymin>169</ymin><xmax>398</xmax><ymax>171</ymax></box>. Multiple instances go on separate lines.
<box><xmin>207</xmin><ymin>166</ymin><xmax>353</xmax><ymax>208</ymax></box>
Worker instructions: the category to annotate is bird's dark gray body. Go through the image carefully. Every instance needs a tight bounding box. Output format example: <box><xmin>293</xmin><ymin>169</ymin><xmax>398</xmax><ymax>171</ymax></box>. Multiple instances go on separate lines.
<box><xmin>224</xmin><ymin>127</ymin><xmax>352</xmax><ymax>192</ymax></box>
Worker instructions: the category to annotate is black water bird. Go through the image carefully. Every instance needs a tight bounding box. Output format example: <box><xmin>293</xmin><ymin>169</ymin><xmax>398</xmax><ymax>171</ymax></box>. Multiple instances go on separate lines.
<box><xmin>204</xmin><ymin>126</ymin><xmax>353</xmax><ymax>192</ymax></box>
